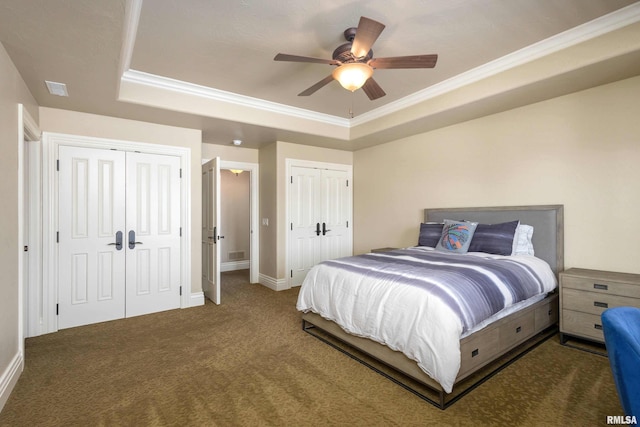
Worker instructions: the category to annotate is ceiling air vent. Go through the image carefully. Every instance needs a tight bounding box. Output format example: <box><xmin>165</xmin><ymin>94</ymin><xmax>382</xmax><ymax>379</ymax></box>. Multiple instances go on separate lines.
<box><xmin>45</xmin><ymin>80</ymin><xmax>69</xmax><ymax>97</ymax></box>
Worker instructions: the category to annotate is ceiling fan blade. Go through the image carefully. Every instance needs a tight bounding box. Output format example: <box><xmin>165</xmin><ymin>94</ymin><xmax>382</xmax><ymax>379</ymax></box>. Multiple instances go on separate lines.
<box><xmin>368</xmin><ymin>54</ymin><xmax>438</xmax><ymax>69</ymax></box>
<box><xmin>362</xmin><ymin>78</ymin><xmax>386</xmax><ymax>100</ymax></box>
<box><xmin>351</xmin><ymin>17</ymin><xmax>385</xmax><ymax>58</ymax></box>
<box><xmin>298</xmin><ymin>75</ymin><xmax>335</xmax><ymax>96</ymax></box>
<box><xmin>274</xmin><ymin>53</ymin><xmax>339</xmax><ymax>65</ymax></box>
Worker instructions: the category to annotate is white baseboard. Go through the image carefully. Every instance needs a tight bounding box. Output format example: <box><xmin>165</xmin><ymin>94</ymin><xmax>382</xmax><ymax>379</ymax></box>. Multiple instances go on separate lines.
<box><xmin>258</xmin><ymin>274</ymin><xmax>290</xmax><ymax>291</ymax></box>
<box><xmin>189</xmin><ymin>291</ymin><xmax>205</xmax><ymax>307</ymax></box>
<box><xmin>220</xmin><ymin>260</ymin><xmax>250</xmax><ymax>272</ymax></box>
<box><xmin>0</xmin><ymin>351</ymin><xmax>24</xmax><ymax>412</ymax></box>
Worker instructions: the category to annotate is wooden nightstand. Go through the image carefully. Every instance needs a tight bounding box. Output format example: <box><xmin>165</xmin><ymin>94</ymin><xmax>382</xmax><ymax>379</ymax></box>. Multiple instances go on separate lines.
<box><xmin>371</xmin><ymin>247</ymin><xmax>399</xmax><ymax>253</ymax></box>
<box><xmin>560</xmin><ymin>268</ymin><xmax>640</xmax><ymax>350</ymax></box>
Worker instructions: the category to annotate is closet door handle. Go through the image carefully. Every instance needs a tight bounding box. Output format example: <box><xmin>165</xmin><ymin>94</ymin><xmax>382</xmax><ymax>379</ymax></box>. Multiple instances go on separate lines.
<box><xmin>128</xmin><ymin>230</ymin><xmax>143</xmax><ymax>249</ymax></box>
<box><xmin>107</xmin><ymin>231</ymin><xmax>123</xmax><ymax>250</ymax></box>
<box><xmin>315</xmin><ymin>223</ymin><xmax>321</xmax><ymax>236</ymax></box>
<box><xmin>322</xmin><ymin>223</ymin><xmax>331</xmax><ymax>236</ymax></box>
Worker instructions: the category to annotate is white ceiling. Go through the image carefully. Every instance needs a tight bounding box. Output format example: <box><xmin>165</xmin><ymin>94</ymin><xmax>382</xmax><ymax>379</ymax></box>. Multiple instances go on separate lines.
<box><xmin>1</xmin><ymin>0</ymin><xmax>640</xmax><ymax>150</ymax></box>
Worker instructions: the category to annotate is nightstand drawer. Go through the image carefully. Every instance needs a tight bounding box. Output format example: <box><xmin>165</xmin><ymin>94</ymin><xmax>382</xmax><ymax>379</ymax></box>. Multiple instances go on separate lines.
<box><xmin>561</xmin><ymin>275</ymin><xmax>640</xmax><ymax>297</ymax></box>
<box><xmin>561</xmin><ymin>310</ymin><xmax>605</xmax><ymax>342</ymax></box>
<box><xmin>562</xmin><ymin>288</ymin><xmax>640</xmax><ymax>315</ymax></box>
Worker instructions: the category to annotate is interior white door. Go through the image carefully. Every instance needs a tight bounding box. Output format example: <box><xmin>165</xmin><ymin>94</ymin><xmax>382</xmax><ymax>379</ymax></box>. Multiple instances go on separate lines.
<box><xmin>320</xmin><ymin>168</ymin><xmax>351</xmax><ymax>260</ymax></box>
<box><xmin>58</xmin><ymin>146</ymin><xmax>126</xmax><ymax>329</ymax></box>
<box><xmin>125</xmin><ymin>152</ymin><xmax>182</xmax><ymax>317</ymax></box>
<box><xmin>202</xmin><ymin>157</ymin><xmax>221</xmax><ymax>304</ymax></box>
<box><xmin>290</xmin><ymin>166</ymin><xmax>323</xmax><ymax>286</ymax></box>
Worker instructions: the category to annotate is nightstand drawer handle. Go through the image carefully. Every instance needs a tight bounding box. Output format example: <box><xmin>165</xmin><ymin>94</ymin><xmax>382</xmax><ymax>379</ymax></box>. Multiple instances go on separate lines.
<box><xmin>471</xmin><ymin>349</ymin><xmax>479</xmax><ymax>357</ymax></box>
<box><xmin>594</xmin><ymin>324</ymin><xmax>603</xmax><ymax>330</ymax></box>
<box><xmin>593</xmin><ymin>283</ymin><xmax>608</xmax><ymax>290</ymax></box>
<box><xmin>516</xmin><ymin>326</ymin><xmax>522</xmax><ymax>333</ymax></box>
<box><xmin>594</xmin><ymin>301</ymin><xmax>608</xmax><ymax>308</ymax></box>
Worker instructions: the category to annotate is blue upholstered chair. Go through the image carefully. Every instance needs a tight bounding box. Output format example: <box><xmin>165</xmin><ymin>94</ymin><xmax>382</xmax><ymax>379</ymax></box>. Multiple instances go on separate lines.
<box><xmin>601</xmin><ymin>306</ymin><xmax>640</xmax><ymax>417</ymax></box>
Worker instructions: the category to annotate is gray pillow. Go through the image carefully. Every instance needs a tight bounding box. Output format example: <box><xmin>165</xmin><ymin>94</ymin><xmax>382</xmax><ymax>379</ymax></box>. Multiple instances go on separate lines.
<box><xmin>468</xmin><ymin>220</ymin><xmax>519</xmax><ymax>255</ymax></box>
<box><xmin>435</xmin><ymin>219</ymin><xmax>478</xmax><ymax>254</ymax></box>
<box><xmin>418</xmin><ymin>223</ymin><xmax>444</xmax><ymax>247</ymax></box>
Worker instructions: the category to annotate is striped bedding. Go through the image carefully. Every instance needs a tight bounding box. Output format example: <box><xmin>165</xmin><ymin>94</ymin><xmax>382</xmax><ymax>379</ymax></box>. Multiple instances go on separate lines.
<box><xmin>296</xmin><ymin>246</ymin><xmax>557</xmax><ymax>393</ymax></box>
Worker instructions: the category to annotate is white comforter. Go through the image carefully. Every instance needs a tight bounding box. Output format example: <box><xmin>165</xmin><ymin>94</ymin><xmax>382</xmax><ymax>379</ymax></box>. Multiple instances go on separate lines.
<box><xmin>296</xmin><ymin>247</ymin><xmax>557</xmax><ymax>393</ymax></box>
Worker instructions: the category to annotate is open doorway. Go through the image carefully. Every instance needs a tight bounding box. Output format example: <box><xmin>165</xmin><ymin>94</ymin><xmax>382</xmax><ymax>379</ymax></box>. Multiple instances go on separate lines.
<box><xmin>202</xmin><ymin>158</ymin><xmax>259</xmax><ymax>304</ymax></box>
<box><xmin>219</xmin><ymin>168</ymin><xmax>251</xmax><ymax>298</ymax></box>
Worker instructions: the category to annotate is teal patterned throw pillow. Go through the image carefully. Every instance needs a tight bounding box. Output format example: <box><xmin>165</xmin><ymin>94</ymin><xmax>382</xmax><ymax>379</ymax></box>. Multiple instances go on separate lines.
<box><xmin>435</xmin><ymin>219</ymin><xmax>478</xmax><ymax>254</ymax></box>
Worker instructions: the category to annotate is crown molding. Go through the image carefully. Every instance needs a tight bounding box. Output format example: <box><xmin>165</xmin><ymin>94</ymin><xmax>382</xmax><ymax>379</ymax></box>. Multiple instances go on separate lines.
<box><xmin>350</xmin><ymin>2</ymin><xmax>640</xmax><ymax>127</ymax></box>
<box><xmin>121</xmin><ymin>69</ymin><xmax>351</xmax><ymax>127</ymax></box>
<box><xmin>117</xmin><ymin>0</ymin><xmax>143</xmax><ymax>88</ymax></box>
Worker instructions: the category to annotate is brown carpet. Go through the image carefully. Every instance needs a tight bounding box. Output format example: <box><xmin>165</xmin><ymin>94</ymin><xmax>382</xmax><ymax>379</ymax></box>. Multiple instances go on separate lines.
<box><xmin>0</xmin><ymin>270</ymin><xmax>623</xmax><ymax>426</ymax></box>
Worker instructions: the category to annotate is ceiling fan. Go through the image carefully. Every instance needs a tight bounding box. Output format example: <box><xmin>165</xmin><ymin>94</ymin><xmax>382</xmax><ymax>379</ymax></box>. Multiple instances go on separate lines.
<box><xmin>274</xmin><ymin>16</ymin><xmax>438</xmax><ymax>100</ymax></box>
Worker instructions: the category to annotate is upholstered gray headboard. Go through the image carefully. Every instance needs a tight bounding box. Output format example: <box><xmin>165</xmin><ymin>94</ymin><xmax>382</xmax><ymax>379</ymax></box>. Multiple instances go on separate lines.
<box><xmin>425</xmin><ymin>205</ymin><xmax>564</xmax><ymax>277</ymax></box>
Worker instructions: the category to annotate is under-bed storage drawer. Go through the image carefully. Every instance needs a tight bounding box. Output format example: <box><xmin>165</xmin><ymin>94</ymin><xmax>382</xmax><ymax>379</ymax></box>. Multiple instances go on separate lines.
<box><xmin>535</xmin><ymin>294</ymin><xmax>559</xmax><ymax>330</ymax></box>
<box><xmin>499</xmin><ymin>311</ymin><xmax>535</xmax><ymax>350</ymax></box>
<box><xmin>459</xmin><ymin>328</ymin><xmax>499</xmax><ymax>378</ymax></box>
<box><xmin>458</xmin><ymin>295</ymin><xmax>556</xmax><ymax>379</ymax></box>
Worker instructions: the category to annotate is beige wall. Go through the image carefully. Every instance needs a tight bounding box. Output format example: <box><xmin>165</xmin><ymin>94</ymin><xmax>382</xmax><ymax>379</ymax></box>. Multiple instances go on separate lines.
<box><xmin>353</xmin><ymin>76</ymin><xmax>640</xmax><ymax>275</ymax></box>
<box><xmin>38</xmin><ymin>108</ymin><xmax>203</xmax><ymax>293</ymax></box>
<box><xmin>259</xmin><ymin>142</ymin><xmax>277</xmax><ymax>278</ymax></box>
<box><xmin>0</xmin><ymin>42</ymin><xmax>39</xmax><ymax>410</ymax></box>
<box><xmin>202</xmin><ymin>143</ymin><xmax>258</xmax><ymax>164</ymax></box>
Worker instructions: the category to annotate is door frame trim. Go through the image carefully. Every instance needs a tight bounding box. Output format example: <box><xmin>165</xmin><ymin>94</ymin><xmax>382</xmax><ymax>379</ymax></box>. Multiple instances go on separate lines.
<box><xmin>18</xmin><ymin>105</ymin><xmax>41</xmax><ymax>345</ymax></box>
<box><xmin>41</xmin><ymin>132</ymin><xmax>192</xmax><ymax>334</ymax></box>
<box><xmin>20</xmin><ymin>106</ymin><xmax>43</xmax><ymax>339</ymax></box>
<box><xmin>285</xmin><ymin>158</ymin><xmax>353</xmax><ymax>289</ymax></box>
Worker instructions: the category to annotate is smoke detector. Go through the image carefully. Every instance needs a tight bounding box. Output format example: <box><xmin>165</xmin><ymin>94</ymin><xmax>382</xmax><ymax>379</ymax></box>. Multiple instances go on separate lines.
<box><xmin>232</xmin><ymin>139</ymin><xmax>242</xmax><ymax>146</ymax></box>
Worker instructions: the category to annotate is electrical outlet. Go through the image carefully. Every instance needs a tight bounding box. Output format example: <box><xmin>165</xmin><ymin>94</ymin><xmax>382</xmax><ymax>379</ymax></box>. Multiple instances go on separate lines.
<box><xmin>262</xmin><ymin>218</ymin><xmax>269</xmax><ymax>226</ymax></box>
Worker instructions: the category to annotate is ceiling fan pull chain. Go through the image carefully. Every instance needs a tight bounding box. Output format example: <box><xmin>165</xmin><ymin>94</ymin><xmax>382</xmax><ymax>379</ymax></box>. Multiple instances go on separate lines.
<box><xmin>349</xmin><ymin>91</ymin><xmax>355</xmax><ymax>119</ymax></box>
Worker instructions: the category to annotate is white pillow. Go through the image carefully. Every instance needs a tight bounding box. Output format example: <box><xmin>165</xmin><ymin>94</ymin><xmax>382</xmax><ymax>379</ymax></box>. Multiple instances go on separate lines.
<box><xmin>512</xmin><ymin>224</ymin><xmax>534</xmax><ymax>256</ymax></box>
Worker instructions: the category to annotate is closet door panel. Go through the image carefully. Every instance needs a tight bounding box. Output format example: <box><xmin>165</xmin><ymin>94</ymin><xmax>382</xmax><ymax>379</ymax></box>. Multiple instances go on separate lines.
<box><xmin>126</xmin><ymin>152</ymin><xmax>181</xmax><ymax>317</ymax></box>
<box><xmin>321</xmin><ymin>169</ymin><xmax>351</xmax><ymax>261</ymax></box>
<box><xmin>290</xmin><ymin>166</ymin><xmax>322</xmax><ymax>286</ymax></box>
<box><xmin>58</xmin><ymin>146</ymin><xmax>126</xmax><ymax>329</ymax></box>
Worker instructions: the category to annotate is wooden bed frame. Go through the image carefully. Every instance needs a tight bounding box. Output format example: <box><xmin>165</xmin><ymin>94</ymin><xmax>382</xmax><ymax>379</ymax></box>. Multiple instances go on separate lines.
<box><xmin>301</xmin><ymin>205</ymin><xmax>564</xmax><ymax>409</ymax></box>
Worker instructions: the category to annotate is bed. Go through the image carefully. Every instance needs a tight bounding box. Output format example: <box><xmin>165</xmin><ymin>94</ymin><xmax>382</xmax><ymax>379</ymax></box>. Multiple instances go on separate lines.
<box><xmin>297</xmin><ymin>205</ymin><xmax>564</xmax><ymax>409</ymax></box>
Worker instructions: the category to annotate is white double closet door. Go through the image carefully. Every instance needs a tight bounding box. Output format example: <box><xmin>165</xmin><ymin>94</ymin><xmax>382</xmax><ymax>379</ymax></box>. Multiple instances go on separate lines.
<box><xmin>290</xmin><ymin>165</ymin><xmax>352</xmax><ymax>286</ymax></box>
<box><xmin>58</xmin><ymin>146</ymin><xmax>181</xmax><ymax>329</ymax></box>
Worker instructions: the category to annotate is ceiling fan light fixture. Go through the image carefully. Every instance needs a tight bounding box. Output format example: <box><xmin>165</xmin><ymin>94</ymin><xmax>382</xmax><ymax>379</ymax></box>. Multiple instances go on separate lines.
<box><xmin>332</xmin><ymin>63</ymin><xmax>373</xmax><ymax>92</ymax></box>
<box><xmin>229</xmin><ymin>169</ymin><xmax>243</xmax><ymax>175</ymax></box>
